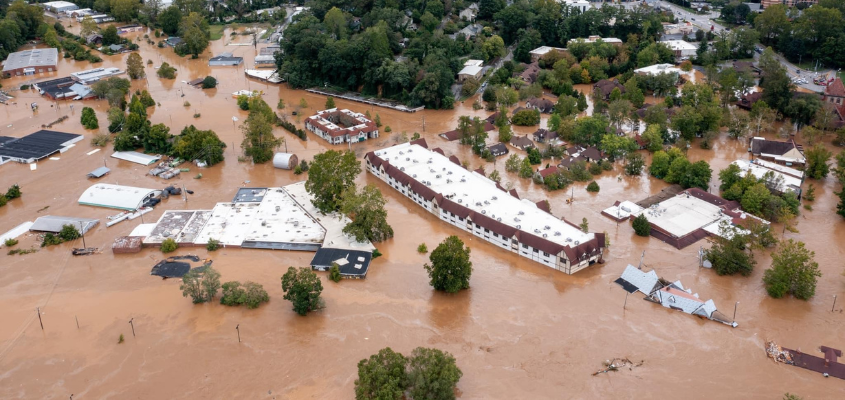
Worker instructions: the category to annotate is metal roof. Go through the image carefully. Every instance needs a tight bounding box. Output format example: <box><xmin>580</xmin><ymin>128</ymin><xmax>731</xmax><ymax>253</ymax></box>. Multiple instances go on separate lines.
<box><xmin>0</xmin><ymin>130</ymin><xmax>82</xmax><ymax>163</ymax></box>
<box><xmin>310</xmin><ymin>247</ymin><xmax>372</xmax><ymax>277</ymax></box>
<box><xmin>31</xmin><ymin>216</ymin><xmax>98</xmax><ymax>234</ymax></box>
<box><xmin>2</xmin><ymin>49</ymin><xmax>58</xmax><ymax>73</ymax></box>
<box><xmin>87</xmin><ymin>166</ymin><xmax>110</xmax><ymax>178</ymax></box>
<box><xmin>78</xmin><ymin>184</ymin><xmax>162</xmax><ymax>210</ymax></box>
<box><xmin>111</xmin><ymin>151</ymin><xmax>161</xmax><ymax>165</ymax></box>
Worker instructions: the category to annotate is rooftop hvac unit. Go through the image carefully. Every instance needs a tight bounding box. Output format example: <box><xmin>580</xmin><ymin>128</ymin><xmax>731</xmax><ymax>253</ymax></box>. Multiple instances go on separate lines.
<box><xmin>458</xmin><ymin>199</ymin><xmax>462</xmax><ymax>203</ymax></box>
<box><xmin>514</xmin><ymin>217</ymin><xmax>520</xmax><ymax>222</ymax></box>
<box><xmin>408</xmin><ymin>149</ymin><xmax>413</xmax><ymax>152</ymax></box>
<box><xmin>442</xmin><ymin>168</ymin><xmax>446</xmax><ymax>171</ymax></box>
<box><xmin>574</xmin><ymin>241</ymin><xmax>579</xmax><ymax>245</ymax></box>
<box><xmin>400</xmin><ymin>167</ymin><xmax>405</xmax><ymax>171</ymax></box>
<box><xmin>543</xmin><ymin>234</ymin><xmax>548</xmax><ymax>238</ymax></box>
<box><xmin>492</xmin><ymin>196</ymin><xmax>498</xmax><ymax>200</ymax></box>
<box><xmin>427</xmin><ymin>160</ymin><xmax>432</xmax><ymax>164</ymax></box>
<box><xmin>481</xmin><ymin>210</ymin><xmax>486</xmax><ymax>214</ymax></box>
<box><xmin>406</xmin><ymin>157</ymin><xmax>410</xmax><ymax>161</ymax></box>
<box><xmin>544</xmin><ymin>225</ymin><xmax>551</xmax><ymax>230</ymax></box>
<box><xmin>399</xmin><ymin>151</ymin><xmax>404</xmax><ymax>155</ymax></box>
<box><xmin>554</xmin><ymin>232</ymin><xmax>561</xmax><ymax>236</ymax></box>
<box><xmin>460</xmin><ymin>178</ymin><xmax>466</xmax><ymax>182</ymax></box>
<box><xmin>413</xmin><ymin>174</ymin><xmax>417</xmax><ymax>178</ymax></box>
<box><xmin>566</xmin><ymin>238</ymin><xmax>572</xmax><ymax>242</ymax></box>
<box><xmin>436</xmin><ymin>175</ymin><xmax>441</xmax><ymax>178</ymax></box>
<box><xmin>447</xmin><ymin>171</ymin><xmax>453</xmax><ymax>175</ymax></box>
<box><xmin>447</xmin><ymin>179</ymin><xmax>452</xmax><ymax>183</ymax></box>
<box><xmin>476</xmin><ymin>202</ymin><xmax>482</xmax><ymax>206</ymax></box>
<box><xmin>413</xmin><ymin>159</ymin><xmax>418</xmax><ymax>163</ymax></box>
<box><xmin>484</xmin><ymin>200</ymin><xmax>490</xmax><ymax>205</ymax></box>
<box><xmin>534</xmin><ymin>229</ymin><xmax>541</xmax><ymax>233</ymax></box>
<box><xmin>516</xmin><ymin>225</ymin><xmax>521</xmax><ymax>229</ymax></box>
<box><xmin>518</xmin><ymin>211</ymin><xmax>525</xmax><ymax>215</ymax></box>
<box><xmin>621</xmin><ymin>206</ymin><xmax>631</xmax><ymax>213</ymax></box>
<box><xmin>497</xmin><ymin>218</ymin><xmax>502</xmax><ymax>222</ymax></box>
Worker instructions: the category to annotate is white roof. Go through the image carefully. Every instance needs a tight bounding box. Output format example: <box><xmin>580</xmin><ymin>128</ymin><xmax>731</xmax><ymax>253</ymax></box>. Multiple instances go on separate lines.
<box><xmin>1</xmin><ymin>221</ymin><xmax>34</xmax><ymax>246</ymax></box>
<box><xmin>529</xmin><ymin>46</ymin><xmax>565</xmax><ymax>56</ymax></box>
<box><xmin>194</xmin><ymin>187</ymin><xmax>326</xmax><ymax>247</ymax></box>
<box><xmin>70</xmin><ymin>67</ymin><xmax>123</xmax><ymax>84</ymax></box>
<box><xmin>752</xmin><ymin>158</ymin><xmax>803</xmax><ymax>179</ymax></box>
<box><xmin>111</xmin><ymin>151</ymin><xmax>161</xmax><ymax>165</ymax></box>
<box><xmin>634</xmin><ymin>63</ymin><xmax>683</xmax><ymax>76</ymax></box>
<box><xmin>635</xmin><ymin>194</ymin><xmax>724</xmax><ymax>238</ymax></box>
<box><xmin>43</xmin><ymin>1</ymin><xmax>78</xmax><ymax>8</ymax></box>
<box><xmin>732</xmin><ymin>159</ymin><xmax>802</xmax><ymax>194</ymax></box>
<box><xmin>570</xmin><ymin>36</ymin><xmax>622</xmax><ymax>45</ymax></box>
<box><xmin>656</xmin><ymin>286</ymin><xmax>706</xmax><ymax>314</ymax></box>
<box><xmin>31</xmin><ymin>216</ymin><xmax>98</xmax><ymax>234</ymax></box>
<box><xmin>659</xmin><ymin>40</ymin><xmax>697</xmax><ymax>51</ymax></box>
<box><xmin>619</xmin><ymin>264</ymin><xmax>659</xmax><ymax>294</ymax></box>
<box><xmin>603</xmin><ymin>200</ymin><xmax>643</xmax><ymax>220</ymax></box>
<box><xmin>464</xmin><ymin>59</ymin><xmax>483</xmax><ymax>67</ymax></box>
<box><xmin>78</xmin><ymin>184</ymin><xmax>162</xmax><ymax>210</ymax></box>
<box><xmin>373</xmin><ymin>143</ymin><xmax>593</xmax><ymax>246</ymax></box>
<box><xmin>129</xmin><ymin>223</ymin><xmax>156</xmax><ymax>237</ymax></box>
<box><xmin>458</xmin><ymin>65</ymin><xmax>483</xmax><ymax>76</ymax></box>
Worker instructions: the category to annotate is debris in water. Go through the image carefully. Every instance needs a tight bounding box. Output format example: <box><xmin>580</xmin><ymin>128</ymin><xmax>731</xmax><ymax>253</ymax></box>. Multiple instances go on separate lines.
<box><xmin>766</xmin><ymin>340</ymin><xmax>794</xmax><ymax>364</ymax></box>
<box><xmin>592</xmin><ymin>358</ymin><xmax>643</xmax><ymax>376</ymax></box>
<box><xmin>37</xmin><ymin>206</ymin><xmax>49</xmax><ymax>213</ymax></box>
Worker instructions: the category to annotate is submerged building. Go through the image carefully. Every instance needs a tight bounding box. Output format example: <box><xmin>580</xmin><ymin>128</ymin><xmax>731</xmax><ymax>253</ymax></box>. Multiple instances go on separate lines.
<box><xmin>305</xmin><ymin>108</ymin><xmax>379</xmax><ymax>144</ymax></box>
<box><xmin>364</xmin><ymin>139</ymin><xmax>605</xmax><ymax>274</ymax></box>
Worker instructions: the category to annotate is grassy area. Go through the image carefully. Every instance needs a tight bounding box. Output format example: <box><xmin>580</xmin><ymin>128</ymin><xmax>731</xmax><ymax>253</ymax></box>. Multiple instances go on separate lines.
<box><xmin>209</xmin><ymin>25</ymin><xmax>225</xmax><ymax>41</ymax></box>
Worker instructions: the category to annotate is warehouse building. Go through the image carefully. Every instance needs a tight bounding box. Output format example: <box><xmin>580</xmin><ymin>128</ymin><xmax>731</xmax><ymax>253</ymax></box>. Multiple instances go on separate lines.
<box><xmin>2</xmin><ymin>48</ymin><xmax>58</xmax><ymax>77</ymax></box>
<box><xmin>78</xmin><ymin>184</ymin><xmax>162</xmax><ymax>211</ymax></box>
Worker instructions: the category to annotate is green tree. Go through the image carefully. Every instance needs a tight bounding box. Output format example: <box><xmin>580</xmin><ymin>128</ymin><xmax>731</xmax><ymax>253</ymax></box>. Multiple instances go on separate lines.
<box><xmin>126</xmin><ymin>53</ymin><xmax>145</xmax><ymax>79</ymax></box>
<box><xmin>201</xmin><ymin>265</ymin><xmax>221</xmax><ymax>301</ymax></box>
<box><xmin>505</xmin><ymin>154</ymin><xmax>521</xmax><ymax>172</ymax></box>
<box><xmin>171</xmin><ymin>125</ymin><xmax>225</xmax><ymax>166</ymax></box>
<box><xmin>157</xmin><ymin>62</ymin><xmax>177</xmax><ymax>79</ymax></box>
<box><xmin>340</xmin><ymin>185</ymin><xmax>394</xmax><ymax>243</ymax></box>
<box><xmin>406</xmin><ymin>347</ymin><xmax>463</xmax><ymax>400</ymax></box>
<box><xmin>705</xmin><ymin>225</ymin><xmax>755</xmax><ymax>276</ymax></box>
<box><xmin>329</xmin><ymin>265</ymin><xmax>342</xmax><ymax>282</ymax></box>
<box><xmin>837</xmin><ymin>187</ymin><xmax>845</xmax><ymax>218</ymax></box>
<box><xmin>719</xmin><ymin>163</ymin><xmax>743</xmax><ymax>192</ymax></box>
<box><xmin>625</xmin><ymin>153</ymin><xmax>645</xmax><ymax>175</ymax></box>
<box><xmin>110</xmin><ymin>0</ymin><xmax>139</xmax><ymax>22</ymax></box>
<box><xmin>355</xmin><ymin>347</ymin><xmax>407</xmax><ymax>400</ymax></box>
<box><xmin>143</xmin><ymin>123</ymin><xmax>172</xmax><ymax>154</ymax></box>
<box><xmin>741</xmin><ymin>183</ymin><xmax>771</xmax><ymax>215</ymax></box>
<box><xmin>161</xmin><ymin>237</ymin><xmax>178</xmax><ymax>253</ymax></box>
<box><xmin>482</xmin><ymin>35</ymin><xmax>506</xmax><ymax>61</ymax></box>
<box><xmin>763</xmin><ymin>239</ymin><xmax>822</xmax><ymax>300</ymax></box>
<box><xmin>201</xmin><ymin>76</ymin><xmax>217</xmax><ymax>88</ymax></box>
<box><xmin>498</xmin><ymin>123</ymin><xmax>513</xmax><ymax>143</ymax></box>
<box><xmin>179</xmin><ymin>11</ymin><xmax>210</xmax><ymax>57</ymax></box>
<box><xmin>323</xmin><ymin>7</ymin><xmax>347</xmax><ymax>39</ymax></box>
<box><xmin>424</xmin><ymin>235</ymin><xmax>472</xmax><ymax>293</ymax></box>
<box><xmin>220</xmin><ymin>281</ymin><xmax>269</xmax><ymax>309</ymax></box>
<box><xmin>102</xmin><ymin>24</ymin><xmax>120</xmax><ymax>46</ymax></box>
<box><xmin>280</xmin><ymin>267</ymin><xmax>323</xmax><ymax>316</ymax></box>
<box><xmin>180</xmin><ymin>268</ymin><xmax>205</xmax><ymax>303</ymax></box>
<box><xmin>241</xmin><ymin>98</ymin><xmax>282</xmax><ymax>164</ymax></box>
<box><xmin>306</xmin><ymin>150</ymin><xmax>361</xmax><ymax>213</ymax></box>
<box><xmin>681</xmin><ymin>161</ymin><xmax>712</xmax><ymax>190</ymax></box>
<box><xmin>81</xmin><ymin>107</ymin><xmax>99</xmax><ymax>129</ymax></box>
<box><xmin>641</xmin><ymin>125</ymin><xmax>663</xmax><ymax>152</ymax></box>
<box><xmin>489</xmin><ymin>169</ymin><xmax>501</xmax><ymax>182</ymax></box>
<box><xmin>512</xmin><ymin>109</ymin><xmax>540</xmax><ymax>126</ymax></box>
<box><xmin>159</xmin><ymin>5</ymin><xmax>182</xmax><ymax>36</ymax></box>
<box><xmin>80</xmin><ymin>15</ymin><xmax>99</xmax><ymax>38</ymax></box>
<box><xmin>6</xmin><ymin>184</ymin><xmax>21</xmax><ymax>200</ymax></box>
<box><xmin>325</xmin><ymin>96</ymin><xmax>336</xmax><ymax>109</ymax></box>
<box><xmin>599</xmin><ymin>134</ymin><xmax>636</xmax><ymax>161</ymax></box>
<box><xmin>632</xmin><ymin>214</ymin><xmax>651</xmax><ymax>236</ymax></box>
<box><xmin>805</xmin><ymin>143</ymin><xmax>832</xmax><ymax>179</ymax></box>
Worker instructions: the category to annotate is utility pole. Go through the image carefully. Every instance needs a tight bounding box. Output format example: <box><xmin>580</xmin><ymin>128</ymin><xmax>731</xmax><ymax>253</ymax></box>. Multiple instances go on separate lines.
<box><xmin>78</xmin><ymin>221</ymin><xmax>87</xmax><ymax>249</ymax></box>
<box><xmin>732</xmin><ymin>301</ymin><xmax>739</xmax><ymax>323</ymax></box>
<box><xmin>833</xmin><ymin>295</ymin><xmax>838</xmax><ymax>312</ymax></box>
<box><xmin>36</xmin><ymin>307</ymin><xmax>43</xmax><ymax>330</ymax></box>
<box><xmin>236</xmin><ymin>324</ymin><xmax>240</xmax><ymax>343</ymax></box>
<box><xmin>623</xmin><ymin>291</ymin><xmax>629</xmax><ymax>311</ymax></box>
<box><xmin>638</xmin><ymin>250</ymin><xmax>645</xmax><ymax>269</ymax></box>
<box><xmin>128</xmin><ymin>318</ymin><xmax>135</xmax><ymax>337</ymax></box>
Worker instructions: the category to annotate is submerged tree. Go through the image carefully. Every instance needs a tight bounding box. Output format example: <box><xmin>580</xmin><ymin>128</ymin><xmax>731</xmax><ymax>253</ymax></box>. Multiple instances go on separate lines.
<box><xmin>424</xmin><ymin>236</ymin><xmax>472</xmax><ymax>293</ymax></box>
<box><xmin>241</xmin><ymin>98</ymin><xmax>282</xmax><ymax>163</ymax></box>
<box><xmin>180</xmin><ymin>265</ymin><xmax>221</xmax><ymax>303</ymax></box>
<box><xmin>355</xmin><ymin>347</ymin><xmax>407</xmax><ymax>400</ymax></box>
<box><xmin>763</xmin><ymin>239</ymin><xmax>821</xmax><ymax>300</ymax></box>
<box><xmin>281</xmin><ymin>267</ymin><xmax>323</xmax><ymax>316</ymax></box>
<box><xmin>340</xmin><ymin>184</ymin><xmax>394</xmax><ymax>243</ymax></box>
<box><xmin>406</xmin><ymin>347</ymin><xmax>463</xmax><ymax>400</ymax></box>
<box><xmin>704</xmin><ymin>224</ymin><xmax>756</xmax><ymax>276</ymax></box>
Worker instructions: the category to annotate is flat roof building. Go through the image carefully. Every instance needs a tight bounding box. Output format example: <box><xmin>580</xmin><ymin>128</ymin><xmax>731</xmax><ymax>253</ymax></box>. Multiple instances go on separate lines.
<box><xmin>2</xmin><ymin>49</ymin><xmax>59</xmax><ymax>77</ymax></box>
<box><xmin>732</xmin><ymin>159</ymin><xmax>803</xmax><ymax>196</ymax></box>
<box><xmin>365</xmin><ymin>140</ymin><xmax>605</xmax><ymax>274</ymax></box>
<box><xmin>529</xmin><ymin>46</ymin><xmax>567</xmax><ymax>62</ymax></box>
<box><xmin>634</xmin><ymin>63</ymin><xmax>683</xmax><ymax>77</ymax></box>
<box><xmin>78</xmin><ymin>184</ymin><xmax>162</xmax><ymax>211</ymax></box>
<box><xmin>457</xmin><ymin>64</ymin><xmax>483</xmax><ymax>82</ymax></box>
<box><xmin>659</xmin><ymin>40</ymin><xmax>697</xmax><ymax>58</ymax></box>
<box><xmin>568</xmin><ymin>36</ymin><xmax>622</xmax><ymax>46</ymax></box>
<box><xmin>42</xmin><ymin>1</ymin><xmax>79</xmax><ymax>13</ymax></box>
<box><xmin>209</xmin><ymin>53</ymin><xmax>244</xmax><ymax>66</ymax></box>
<box><xmin>0</xmin><ymin>130</ymin><xmax>82</xmax><ymax>164</ymax></box>
<box><xmin>30</xmin><ymin>215</ymin><xmax>98</xmax><ymax>234</ymax></box>
<box><xmin>70</xmin><ymin>67</ymin><xmax>124</xmax><ymax>84</ymax></box>
<box><xmin>631</xmin><ymin>188</ymin><xmax>767</xmax><ymax>249</ymax></box>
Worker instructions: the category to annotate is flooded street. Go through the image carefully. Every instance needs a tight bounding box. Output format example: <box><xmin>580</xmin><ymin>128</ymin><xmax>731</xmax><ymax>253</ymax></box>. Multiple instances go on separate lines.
<box><xmin>1</xmin><ymin>24</ymin><xmax>844</xmax><ymax>399</ymax></box>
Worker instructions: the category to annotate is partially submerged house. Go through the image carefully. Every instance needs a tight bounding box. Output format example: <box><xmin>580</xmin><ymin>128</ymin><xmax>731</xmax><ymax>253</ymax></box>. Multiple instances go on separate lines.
<box><xmin>509</xmin><ymin>135</ymin><xmax>534</xmax><ymax>151</ymax></box>
<box><xmin>310</xmin><ymin>248</ymin><xmax>372</xmax><ymax>279</ymax></box>
<box><xmin>30</xmin><ymin>215</ymin><xmax>98</xmax><ymax>235</ymax></box>
<box><xmin>749</xmin><ymin>136</ymin><xmax>805</xmax><ymax>167</ymax></box>
<box><xmin>732</xmin><ymin>159</ymin><xmax>803</xmax><ymax>197</ymax></box>
<box><xmin>487</xmin><ymin>143</ymin><xmax>508</xmax><ymax>157</ymax></box>
<box><xmin>526</xmin><ymin>97</ymin><xmax>554</xmax><ymax>113</ymax></box>
<box><xmin>209</xmin><ymin>53</ymin><xmax>244</xmax><ymax>66</ymax></box>
<box><xmin>519</xmin><ymin>62</ymin><xmax>541</xmax><ymax>84</ymax></box>
<box><xmin>615</xmin><ymin>264</ymin><xmax>737</xmax><ymax>327</ymax></box>
<box><xmin>593</xmin><ymin>79</ymin><xmax>625</xmax><ymax>101</ymax></box>
<box><xmin>305</xmin><ymin>108</ymin><xmax>379</xmax><ymax>144</ymax></box>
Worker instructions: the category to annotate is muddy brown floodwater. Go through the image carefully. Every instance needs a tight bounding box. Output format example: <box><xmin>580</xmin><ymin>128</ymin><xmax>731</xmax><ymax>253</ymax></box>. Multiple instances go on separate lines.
<box><xmin>0</xmin><ymin>22</ymin><xmax>844</xmax><ymax>399</ymax></box>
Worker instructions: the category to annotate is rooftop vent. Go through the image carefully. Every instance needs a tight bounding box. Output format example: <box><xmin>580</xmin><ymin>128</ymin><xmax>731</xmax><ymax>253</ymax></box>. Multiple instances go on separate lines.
<box><xmin>534</xmin><ymin>229</ymin><xmax>541</xmax><ymax>233</ymax></box>
<box><xmin>497</xmin><ymin>217</ymin><xmax>502</xmax><ymax>222</ymax></box>
<box><xmin>516</xmin><ymin>225</ymin><xmax>521</xmax><ymax>229</ymax></box>
<box><xmin>574</xmin><ymin>241</ymin><xmax>580</xmax><ymax>245</ymax></box>
<box><xmin>400</xmin><ymin>167</ymin><xmax>405</xmax><ymax>171</ymax></box>
<box><xmin>412</xmin><ymin>174</ymin><xmax>417</xmax><ymax>178</ymax></box>
<box><xmin>566</xmin><ymin>238</ymin><xmax>572</xmax><ymax>242</ymax></box>
<box><xmin>447</xmin><ymin>171</ymin><xmax>453</xmax><ymax>175</ymax></box>
<box><xmin>447</xmin><ymin>179</ymin><xmax>452</xmax><ymax>183</ymax></box>
<box><xmin>458</xmin><ymin>199</ymin><xmax>462</xmax><ymax>203</ymax></box>
<box><xmin>436</xmin><ymin>175</ymin><xmax>441</xmax><ymax>179</ymax></box>
<box><xmin>543</xmin><ymin>234</ymin><xmax>548</xmax><ymax>238</ymax></box>
<box><xmin>554</xmin><ymin>232</ymin><xmax>561</xmax><ymax>236</ymax></box>
<box><xmin>518</xmin><ymin>211</ymin><xmax>525</xmax><ymax>215</ymax></box>
<box><xmin>514</xmin><ymin>217</ymin><xmax>520</xmax><ymax>222</ymax></box>
<box><xmin>406</xmin><ymin>157</ymin><xmax>410</xmax><ymax>161</ymax></box>
<box><xmin>544</xmin><ymin>225</ymin><xmax>550</xmax><ymax>230</ymax></box>
<box><xmin>399</xmin><ymin>151</ymin><xmax>404</xmax><ymax>155</ymax></box>
<box><xmin>408</xmin><ymin>149</ymin><xmax>413</xmax><ymax>152</ymax></box>
<box><xmin>492</xmin><ymin>196</ymin><xmax>498</xmax><ymax>200</ymax></box>
<box><xmin>481</xmin><ymin>210</ymin><xmax>486</xmax><ymax>214</ymax></box>
<box><xmin>460</xmin><ymin>178</ymin><xmax>466</xmax><ymax>182</ymax></box>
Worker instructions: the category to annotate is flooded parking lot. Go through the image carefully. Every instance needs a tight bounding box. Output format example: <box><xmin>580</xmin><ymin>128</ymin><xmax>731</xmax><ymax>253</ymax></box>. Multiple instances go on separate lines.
<box><xmin>0</xmin><ymin>23</ymin><xmax>844</xmax><ymax>399</ymax></box>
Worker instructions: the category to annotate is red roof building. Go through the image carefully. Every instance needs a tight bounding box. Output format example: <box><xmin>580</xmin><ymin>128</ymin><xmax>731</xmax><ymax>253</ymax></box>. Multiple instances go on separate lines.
<box><xmin>304</xmin><ymin>108</ymin><xmax>379</xmax><ymax>145</ymax></box>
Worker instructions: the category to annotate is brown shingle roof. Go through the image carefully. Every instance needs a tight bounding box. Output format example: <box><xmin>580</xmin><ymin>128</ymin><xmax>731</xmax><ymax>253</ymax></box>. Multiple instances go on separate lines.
<box><xmin>509</xmin><ymin>135</ymin><xmax>534</xmax><ymax>149</ymax></box>
<box><xmin>749</xmin><ymin>137</ymin><xmax>800</xmax><ymax>158</ymax></box>
<box><xmin>537</xmin><ymin>166</ymin><xmax>558</xmax><ymax>178</ymax></box>
<box><xmin>826</xmin><ymin>78</ymin><xmax>845</xmax><ymax>97</ymax></box>
<box><xmin>410</xmin><ymin>138</ymin><xmax>429</xmax><ymax>148</ymax></box>
<box><xmin>536</xmin><ymin>199</ymin><xmax>551</xmax><ymax>213</ymax></box>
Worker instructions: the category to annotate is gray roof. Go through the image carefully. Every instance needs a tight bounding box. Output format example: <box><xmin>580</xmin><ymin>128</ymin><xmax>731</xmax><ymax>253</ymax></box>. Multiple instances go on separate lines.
<box><xmin>31</xmin><ymin>216</ymin><xmax>99</xmax><ymax>234</ymax></box>
<box><xmin>615</xmin><ymin>264</ymin><xmax>660</xmax><ymax>294</ymax></box>
<box><xmin>2</xmin><ymin>48</ymin><xmax>59</xmax><ymax>72</ymax></box>
<box><xmin>87</xmin><ymin>166</ymin><xmax>110</xmax><ymax>178</ymax></box>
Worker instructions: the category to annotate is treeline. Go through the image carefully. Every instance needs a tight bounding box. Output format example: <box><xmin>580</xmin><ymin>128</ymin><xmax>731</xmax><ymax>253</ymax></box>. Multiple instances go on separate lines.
<box><xmin>0</xmin><ymin>1</ymin><xmax>45</xmax><ymax>62</ymax></box>
<box><xmin>753</xmin><ymin>0</ymin><xmax>845</xmax><ymax>68</ymax></box>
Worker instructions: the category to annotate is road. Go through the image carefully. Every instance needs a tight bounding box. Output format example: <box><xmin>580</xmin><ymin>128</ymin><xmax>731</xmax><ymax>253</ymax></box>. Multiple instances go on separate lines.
<box><xmin>751</xmin><ymin>50</ymin><xmax>836</xmax><ymax>93</ymax></box>
<box><xmin>656</xmin><ymin>1</ymin><xmax>726</xmax><ymax>33</ymax></box>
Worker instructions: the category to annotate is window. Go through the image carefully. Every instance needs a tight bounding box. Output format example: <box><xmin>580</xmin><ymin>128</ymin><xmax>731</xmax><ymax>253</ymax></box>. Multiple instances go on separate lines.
<box><xmin>484</xmin><ymin>228</ymin><xmax>489</xmax><ymax>233</ymax></box>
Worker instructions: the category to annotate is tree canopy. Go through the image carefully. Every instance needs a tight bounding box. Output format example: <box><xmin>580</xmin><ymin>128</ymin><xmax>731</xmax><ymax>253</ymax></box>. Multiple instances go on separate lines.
<box><xmin>424</xmin><ymin>235</ymin><xmax>472</xmax><ymax>293</ymax></box>
<box><xmin>281</xmin><ymin>267</ymin><xmax>324</xmax><ymax>316</ymax></box>
<box><xmin>306</xmin><ymin>150</ymin><xmax>362</xmax><ymax>213</ymax></box>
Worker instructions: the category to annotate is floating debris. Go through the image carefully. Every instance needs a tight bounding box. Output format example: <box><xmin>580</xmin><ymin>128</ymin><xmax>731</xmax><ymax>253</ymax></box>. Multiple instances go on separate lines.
<box><xmin>592</xmin><ymin>358</ymin><xmax>644</xmax><ymax>376</ymax></box>
<box><xmin>766</xmin><ymin>341</ymin><xmax>794</xmax><ymax>365</ymax></box>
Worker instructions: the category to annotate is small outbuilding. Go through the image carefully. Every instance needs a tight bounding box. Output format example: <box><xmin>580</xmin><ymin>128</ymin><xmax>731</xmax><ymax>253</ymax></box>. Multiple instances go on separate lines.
<box><xmin>273</xmin><ymin>153</ymin><xmax>299</xmax><ymax>170</ymax></box>
<box><xmin>78</xmin><ymin>183</ymin><xmax>162</xmax><ymax>211</ymax></box>
<box><xmin>310</xmin><ymin>248</ymin><xmax>373</xmax><ymax>279</ymax></box>
<box><xmin>31</xmin><ymin>216</ymin><xmax>98</xmax><ymax>234</ymax></box>
<box><xmin>209</xmin><ymin>53</ymin><xmax>244</xmax><ymax>66</ymax></box>
<box><xmin>111</xmin><ymin>151</ymin><xmax>161</xmax><ymax>165</ymax></box>
<box><xmin>87</xmin><ymin>166</ymin><xmax>110</xmax><ymax>178</ymax></box>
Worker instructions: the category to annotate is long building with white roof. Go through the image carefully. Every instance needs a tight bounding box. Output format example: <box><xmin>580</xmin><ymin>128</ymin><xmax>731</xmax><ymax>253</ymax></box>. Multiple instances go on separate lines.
<box><xmin>365</xmin><ymin>139</ymin><xmax>605</xmax><ymax>274</ymax></box>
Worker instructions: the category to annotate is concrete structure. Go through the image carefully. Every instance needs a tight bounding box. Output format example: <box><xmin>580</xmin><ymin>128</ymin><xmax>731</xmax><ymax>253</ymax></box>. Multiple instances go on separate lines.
<box><xmin>142</xmin><ymin>210</ymin><xmax>213</xmax><ymax>246</ymax></box>
<box><xmin>529</xmin><ymin>46</ymin><xmax>567</xmax><ymax>62</ymax></box>
<box><xmin>78</xmin><ymin>184</ymin><xmax>162</xmax><ymax>211</ymax></box>
<box><xmin>662</xmin><ymin>22</ymin><xmax>694</xmax><ymax>35</ymax></box>
<box><xmin>272</xmin><ymin>152</ymin><xmax>298</xmax><ymax>170</ymax></box>
<box><xmin>70</xmin><ymin>68</ymin><xmax>124</xmax><ymax>84</ymax></box>
<box><xmin>659</xmin><ymin>40</ymin><xmax>697</xmax><ymax>58</ymax></box>
<box><xmin>2</xmin><ymin>49</ymin><xmax>59</xmax><ymax>77</ymax></box>
<box><xmin>458</xmin><ymin>60</ymin><xmax>484</xmax><ymax>82</ymax></box>
<box><xmin>568</xmin><ymin>35</ymin><xmax>622</xmax><ymax>46</ymax></box>
<box><xmin>209</xmin><ymin>53</ymin><xmax>244</xmax><ymax>66</ymax></box>
<box><xmin>111</xmin><ymin>151</ymin><xmax>161</xmax><ymax>165</ymax></box>
<box><xmin>42</xmin><ymin>1</ymin><xmax>79</xmax><ymax>13</ymax></box>
<box><xmin>0</xmin><ymin>222</ymin><xmax>34</xmax><ymax>247</ymax></box>
<box><xmin>749</xmin><ymin>137</ymin><xmax>805</xmax><ymax>167</ymax></box>
<box><xmin>30</xmin><ymin>216</ymin><xmax>98</xmax><ymax>235</ymax></box>
<box><xmin>732</xmin><ymin>159</ymin><xmax>803</xmax><ymax>197</ymax></box>
<box><xmin>631</xmin><ymin>188</ymin><xmax>767</xmax><ymax>249</ymax></box>
<box><xmin>365</xmin><ymin>140</ymin><xmax>606</xmax><ymax>274</ymax></box>
<box><xmin>305</xmin><ymin>108</ymin><xmax>379</xmax><ymax>145</ymax></box>
<box><xmin>0</xmin><ymin>130</ymin><xmax>82</xmax><ymax>164</ymax></box>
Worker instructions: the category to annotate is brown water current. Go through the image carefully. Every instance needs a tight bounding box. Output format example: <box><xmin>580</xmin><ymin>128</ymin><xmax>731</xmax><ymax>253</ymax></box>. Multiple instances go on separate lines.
<box><xmin>0</xmin><ymin>24</ymin><xmax>844</xmax><ymax>399</ymax></box>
